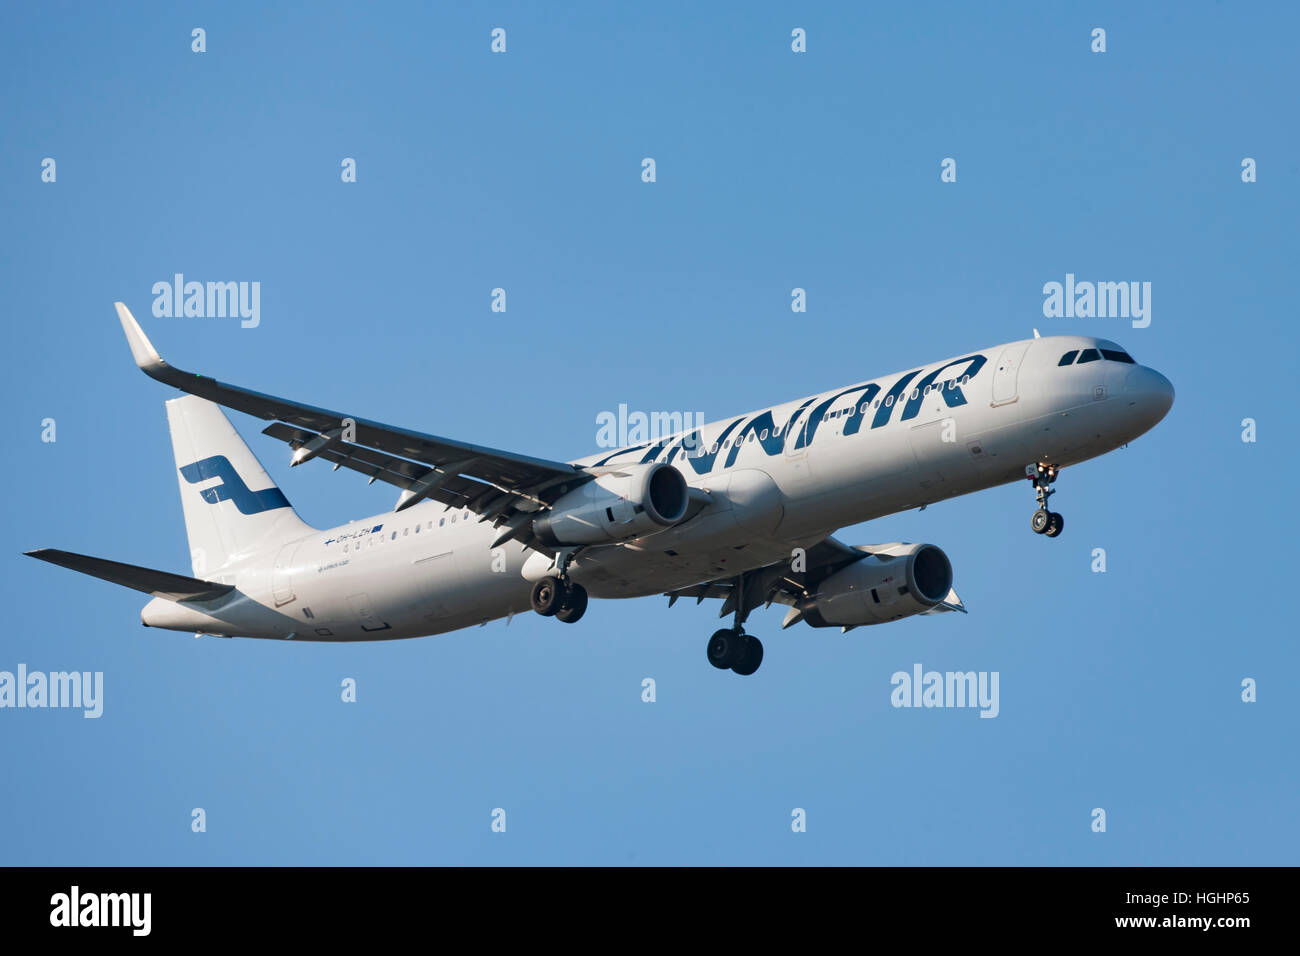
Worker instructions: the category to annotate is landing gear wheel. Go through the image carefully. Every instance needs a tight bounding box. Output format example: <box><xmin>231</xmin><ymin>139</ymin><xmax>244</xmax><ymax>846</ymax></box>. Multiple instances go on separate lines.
<box><xmin>1026</xmin><ymin>462</ymin><xmax>1063</xmax><ymax>537</ymax></box>
<box><xmin>731</xmin><ymin>635</ymin><xmax>764</xmax><ymax>676</ymax></box>
<box><xmin>530</xmin><ymin>577</ymin><xmax>563</xmax><ymax>617</ymax></box>
<box><xmin>707</xmin><ymin>628</ymin><xmax>746</xmax><ymax>669</ymax></box>
<box><xmin>555</xmin><ymin>583</ymin><xmax>588</xmax><ymax>623</ymax></box>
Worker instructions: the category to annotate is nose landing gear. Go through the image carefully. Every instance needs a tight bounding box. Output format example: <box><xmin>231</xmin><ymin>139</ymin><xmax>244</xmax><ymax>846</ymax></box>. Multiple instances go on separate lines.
<box><xmin>1027</xmin><ymin>462</ymin><xmax>1064</xmax><ymax>538</ymax></box>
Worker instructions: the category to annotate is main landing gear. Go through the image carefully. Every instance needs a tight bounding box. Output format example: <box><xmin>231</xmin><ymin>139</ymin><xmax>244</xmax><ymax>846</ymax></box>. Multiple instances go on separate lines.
<box><xmin>706</xmin><ymin>628</ymin><xmax>764</xmax><ymax>676</ymax></box>
<box><xmin>531</xmin><ymin>576</ymin><xmax>588</xmax><ymax>623</ymax></box>
<box><xmin>530</xmin><ymin>548</ymin><xmax>588</xmax><ymax>623</ymax></box>
<box><xmin>1027</xmin><ymin>462</ymin><xmax>1064</xmax><ymax>538</ymax></box>
<box><xmin>704</xmin><ymin>571</ymin><xmax>764</xmax><ymax>676</ymax></box>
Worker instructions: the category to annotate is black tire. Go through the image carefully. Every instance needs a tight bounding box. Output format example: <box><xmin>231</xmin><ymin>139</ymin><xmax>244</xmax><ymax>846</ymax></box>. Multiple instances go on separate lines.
<box><xmin>530</xmin><ymin>577</ymin><xmax>563</xmax><ymax>616</ymax></box>
<box><xmin>1044</xmin><ymin>512</ymin><xmax>1064</xmax><ymax>538</ymax></box>
<box><xmin>555</xmin><ymin>583</ymin><xmax>588</xmax><ymax>623</ymax></box>
<box><xmin>1031</xmin><ymin>509</ymin><xmax>1051</xmax><ymax>534</ymax></box>
<box><xmin>731</xmin><ymin>635</ymin><xmax>764</xmax><ymax>676</ymax></box>
<box><xmin>707</xmin><ymin>628</ymin><xmax>745</xmax><ymax>669</ymax></box>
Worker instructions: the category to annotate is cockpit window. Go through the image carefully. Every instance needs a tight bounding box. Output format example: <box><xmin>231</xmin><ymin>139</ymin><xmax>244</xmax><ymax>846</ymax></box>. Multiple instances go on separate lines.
<box><xmin>1058</xmin><ymin>350</ymin><xmax>1079</xmax><ymax>366</ymax></box>
<box><xmin>1100</xmin><ymin>349</ymin><xmax>1135</xmax><ymax>364</ymax></box>
<box><xmin>1077</xmin><ymin>349</ymin><xmax>1101</xmax><ymax>364</ymax></box>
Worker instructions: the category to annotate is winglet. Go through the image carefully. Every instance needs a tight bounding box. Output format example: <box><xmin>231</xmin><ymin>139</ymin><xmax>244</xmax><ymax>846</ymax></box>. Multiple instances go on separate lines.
<box><xmin>115</xmin><ymin>302</ymin><xmax>168</xmax><ymax>376</ymax></box>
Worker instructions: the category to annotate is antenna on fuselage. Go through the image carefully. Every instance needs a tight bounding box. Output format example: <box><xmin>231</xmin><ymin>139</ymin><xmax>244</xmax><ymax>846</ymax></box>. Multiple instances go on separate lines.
<box><xmin>1033</xmin><ymin>328</ymin><xmax>1041</xmax><ymax>338</ymax></box>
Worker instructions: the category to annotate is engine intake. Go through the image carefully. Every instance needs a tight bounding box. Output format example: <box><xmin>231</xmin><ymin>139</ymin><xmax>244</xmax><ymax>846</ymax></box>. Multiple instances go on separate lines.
<box><xmin>533</xmin><ymin>462</ymin><xmax>689</xmax><ymax>546</ymax></box>
<box><xmin>798</xmin><ymin>543</ymin><xmax>953</xmax><ymax>628</ymax></box>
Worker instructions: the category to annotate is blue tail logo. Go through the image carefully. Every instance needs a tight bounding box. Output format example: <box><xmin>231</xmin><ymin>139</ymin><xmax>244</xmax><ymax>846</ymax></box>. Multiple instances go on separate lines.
<box><xmin>179</xmin><ymin>456</ymin><xmax>290</xmax><ymax>515</ymax></box>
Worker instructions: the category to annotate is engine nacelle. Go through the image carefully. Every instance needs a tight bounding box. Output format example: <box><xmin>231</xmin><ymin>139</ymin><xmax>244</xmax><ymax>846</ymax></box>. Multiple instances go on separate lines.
<box><xmin>533</xmin><ymin>463</ymin><xmax>689</xmax><ymax>546</ymax></box>
<box><xmin>798</xmin><ymin>543</ymin><xmax>954</xmax><ymax>627</ymax></box>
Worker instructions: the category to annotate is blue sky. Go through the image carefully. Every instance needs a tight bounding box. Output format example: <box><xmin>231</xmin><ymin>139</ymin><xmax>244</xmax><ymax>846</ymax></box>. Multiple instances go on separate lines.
<box><xmin>1</xmin><ymin>2</ymin><xmax>1296</xmax><ymax>864</ymax></box>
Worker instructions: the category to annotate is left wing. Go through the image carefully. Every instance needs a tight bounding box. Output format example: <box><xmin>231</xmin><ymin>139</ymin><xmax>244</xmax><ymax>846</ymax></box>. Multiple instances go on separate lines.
<box><xmin>115</xmin><ymin>303</ymin><xmax>591</xmax><ymax>550</ymax></box>
<box><xmin>666</xmin><ymin>537</ymin><xmax>966</xmax><ymax>630</ymax></box>
<box><xmin>666</xmin><ymin>537</ymin><xmax>866</xmax><ymax>617</ymax></box>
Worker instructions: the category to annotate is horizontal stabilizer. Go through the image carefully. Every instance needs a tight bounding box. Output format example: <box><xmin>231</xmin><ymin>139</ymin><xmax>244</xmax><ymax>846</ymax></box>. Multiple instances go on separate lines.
<box><xmin>24</xmin><ymin>548</ymin><xmax>235</xmax><ymax>602</ymax></box>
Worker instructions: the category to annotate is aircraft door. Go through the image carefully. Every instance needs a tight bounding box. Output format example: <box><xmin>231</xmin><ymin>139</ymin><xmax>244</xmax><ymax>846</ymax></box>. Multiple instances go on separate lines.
<box><xmin>782</xmin><ymin>406</ymin><xmax>814</xmax><ymax>485</ymax></box>
<box><xmin>271</xmin><ymin>541</ymin><xmax>300</xmax><ymax>606</ymax></box>
<box><xmin>991</xmin><ymin>342</ymin><xmax>1032</xmax><ymax>406</ymax></box>
<box><xmin>414</xmin><ymin>551</ymin><xmax>470</xmax><ymax>618</ymax></box>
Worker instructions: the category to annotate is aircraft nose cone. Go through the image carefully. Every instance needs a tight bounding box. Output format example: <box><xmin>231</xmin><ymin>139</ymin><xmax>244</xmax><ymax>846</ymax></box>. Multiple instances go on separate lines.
<box><xmin>1124</xmin><ymin>366</ymin><xmax>1175</xmax><ymax>430</ymax></box>
<box><xmin>1148</xmin><ymin>368</ymin><xmax>1174</xmax><ymax>417</ymax></box>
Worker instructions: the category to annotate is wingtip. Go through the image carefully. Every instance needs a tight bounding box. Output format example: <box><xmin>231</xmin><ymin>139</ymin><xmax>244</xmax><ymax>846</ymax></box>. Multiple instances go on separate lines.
<box><xmin>114</xmin><ymin>301</ymin><xmax>165</xmax><ymax>373</ymax></box>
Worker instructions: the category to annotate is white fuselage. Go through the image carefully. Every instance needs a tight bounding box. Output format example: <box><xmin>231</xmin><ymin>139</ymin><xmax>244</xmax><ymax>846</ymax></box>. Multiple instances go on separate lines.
<box><xmin>141</xmin><ymin>334</ymin><xmax>1174</xmax><ymax>640</ymax></box>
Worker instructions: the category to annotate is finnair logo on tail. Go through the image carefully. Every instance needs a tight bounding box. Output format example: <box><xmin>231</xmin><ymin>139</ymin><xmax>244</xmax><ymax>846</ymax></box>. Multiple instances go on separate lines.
<box><xmin>180</xmin><ymin>456</ymin><xmax>289</xmax><ymax>515</ymax></box>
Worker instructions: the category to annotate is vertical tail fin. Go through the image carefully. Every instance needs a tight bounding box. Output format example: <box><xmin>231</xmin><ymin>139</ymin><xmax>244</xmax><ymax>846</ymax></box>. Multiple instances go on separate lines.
<box><xmin>165</xmin><ymin>395</ymin><xmax>314</xmax><ymax>575</ymax></box>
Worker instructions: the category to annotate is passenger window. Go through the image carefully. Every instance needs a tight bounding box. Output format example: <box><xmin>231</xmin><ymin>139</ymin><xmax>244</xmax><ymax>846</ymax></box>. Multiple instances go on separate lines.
<box><xmin>885</xmin><ymin>394</ymin><xmax>894</xmax><ymax>406</ymax></box>
<box><xmin>1077</xmin><ymin>349</ymin><xmax>1101</xmax><ymax>364</ymax></box>
<box><xmin>439</xmin><ymin>518</ymin><xmax>445</xmax><ymax>526</ymax></box>
<box><xmin>414</xmin><ymin>524</ymin><xmax>419</xmax><ymax>533</ymax></box>
<box><xmin>759</xmin><ymin>429</ymin><xmax>768</xmax><ymax>440</ymax></box>
<box><xmin>391</xmin><ymin>532</ymin><xmax>397</xmax><ymax>540</ymax></box>
<box><xmin>1101</xmin><ymin>349</ymin><xmax>1135</xmax><ymax>364</ymax></box>
<box><xmin>1058</xmin><ymin>350</ymin><xmax>1078</xmax><ymax>366</ymax></box>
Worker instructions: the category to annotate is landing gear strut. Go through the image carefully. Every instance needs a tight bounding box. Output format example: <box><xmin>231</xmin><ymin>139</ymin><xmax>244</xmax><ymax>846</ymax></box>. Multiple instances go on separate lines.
<box><xmin>704</xmin><ymin>573</ymin><xmax>764</xmax><ymax>675</ymax></box>
<box><xmin>1027</xmin><ymin>462</ymin><xmax>1064</xmax><ymax>538</ymax></box>
<box><xmin>530</xmin><ymin>547</ymin><xmax>588</xmax><ymax>623</ymax></box>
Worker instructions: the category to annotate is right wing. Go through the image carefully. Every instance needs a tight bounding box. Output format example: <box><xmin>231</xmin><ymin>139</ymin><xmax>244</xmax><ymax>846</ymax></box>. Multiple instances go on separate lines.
<box><xmin>115</xmin><ymin>302</ymin><xmax>592</xmax><ymax>550</ymax></box>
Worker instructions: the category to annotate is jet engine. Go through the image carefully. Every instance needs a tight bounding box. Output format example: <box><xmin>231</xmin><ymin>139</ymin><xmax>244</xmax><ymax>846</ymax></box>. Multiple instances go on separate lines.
<box><xmin>795</xmin><ymin>543</ymin><xmax>955</xmax><ymax>627</ymax></box>
<box><xmin>533</xmin><ymin>463</ymin><xmax>689</xmax><ymax>546</ymax></box>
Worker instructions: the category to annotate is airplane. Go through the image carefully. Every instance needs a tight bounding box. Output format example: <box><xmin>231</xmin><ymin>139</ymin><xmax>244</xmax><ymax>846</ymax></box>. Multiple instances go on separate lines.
<box><xmin>25</xmin><ymin>304</ymin><xmax>1174</xmax><ymax>676</ymax></box>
